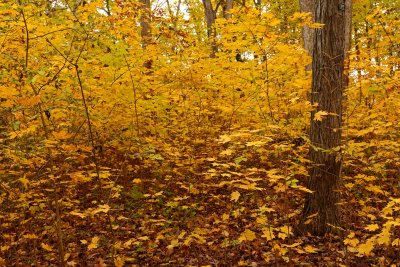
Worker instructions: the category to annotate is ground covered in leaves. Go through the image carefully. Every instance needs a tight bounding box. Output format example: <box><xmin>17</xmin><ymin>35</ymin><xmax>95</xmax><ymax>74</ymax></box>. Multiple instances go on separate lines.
<box><xmin>1</xmin><ymin>128</ymin><xmax>399</xmax><ymax>266</ymax></box>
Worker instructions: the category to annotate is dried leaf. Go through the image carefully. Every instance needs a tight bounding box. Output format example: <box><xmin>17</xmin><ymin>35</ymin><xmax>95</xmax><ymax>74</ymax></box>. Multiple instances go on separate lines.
<box><xmin>239</xmin><ymin>229</ymin><xmax>256</xmax><ymax>242</ymax></box>
<box><xmin>231</xmin><ymin>191</ymin><xmax>241</xmax><ymax>202</ymax></box>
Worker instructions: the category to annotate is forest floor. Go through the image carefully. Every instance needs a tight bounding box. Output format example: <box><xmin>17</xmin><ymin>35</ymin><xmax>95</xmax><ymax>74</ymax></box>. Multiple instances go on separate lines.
<box><xmin>1</xmin><ymin>129</ymin><xmax>399</xmax><ymax>266</ymax></box>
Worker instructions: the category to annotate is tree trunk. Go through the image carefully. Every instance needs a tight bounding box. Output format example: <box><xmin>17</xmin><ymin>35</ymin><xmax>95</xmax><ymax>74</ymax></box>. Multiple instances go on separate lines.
<box><xmin>202</xmin><ymin>0</ymin><xmax>217</xmax><ymax>57</ymax></box>
<box><xmin>300</xmin><ymin>0</ymin><xmax>351</xmax><ymax>71</ymax></box>
<box><xmin>343</xmin><ymin>0</ymin><xmax>352</xmax><ymax>88</ymax></box>
<box><xmin>299</xmin><ymin>0</ymin><xmax>314</xmax><ymax>64</ymax></box>
<box><xmin>139</xmin><ymin>0</ymin><xmax>152</xmax><ymax>46</ymax></box>
<box><xmin>298</xmin><ymin>0</ymin><xmax>348</xmax><ymax>236</ymax></box>
<box><xmin>139</xmin><ymin>0</ymin><xmax>153</xmax><ymax>70</ymax></box>
<box><xmin>344</xmin><ymin>0</ymin><xmax>352</xmax><ymax>55</ymax></box>
<box><xmin>223</xmin><ymin>0</ymin><xmax>234</xmax><ymax>19</ymax></box>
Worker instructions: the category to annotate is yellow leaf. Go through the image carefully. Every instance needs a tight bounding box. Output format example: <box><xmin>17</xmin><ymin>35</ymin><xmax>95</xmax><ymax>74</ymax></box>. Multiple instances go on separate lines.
<box><xmin>365</xmin><ymin>224</ymin><xmax>379</xmax><ymax>232</ymax></box>
<box><xmin>278</xmin><ymin>226</ymin><xmax>292</xmax><ymax>240</ymax></box>
<box><xmin>123</xmin><ymin>239</ymin><xmax>134</xmax><ymax>248</ymax></box>
<box><xmin>19</xmin><ymin>175</ymin><xmax>29</xmax><ymax>190</ymax></box>
<box><xmin>365</xmin><ymin>185</ymin><xmax>384</xmax><ymax>195</ymax></box>
<box><xmin>256</xmin><ymin>216</ymin><xmax>267</xmax><ymax>225</ymax></box>
<box><xmin>1</xmin><ymin>246</ymin><xmax>10</xmax><ymax>252</ymax></box>
<box><xmin>261</xmin><ymin>227</ymin><xmax>275</xmax><ymax>241</ymax></box>
<box><xmin>53</xmin><ymin>130</ymin><xmax>72</xmax><ymax>140</ymax></box>
<box><xmin>70</xmin><ymin>172</ymin><xmax>91</xmax><ymax>183</ymax></box>
<box><xmin>18</xmin><ymin>95</ymin><xmax>41</xmax><ymax>107</ymax></box>
<box><xmin>293</xmin><ymin>185</ymin><xmax>314</xmax><ymax>193</ymax></box>
<box><xmin>258</xmin><ymin>205</ymin><xmax>275</xmax><ymax>213</ymax></box>
<box><xmin>231</xmin><ymin>191</ymin><xmax>241</xmax><ymax>202</ymax></box>
<box><xmin>278</xmin><ymin>232</ymin><xmax>288</xmax><ymax>240</ymax></box>
<box><xmin>41</xmin><ymin>243</ymin><xmax>53</xmax><ymax>252</ymax></box>
<box><xmin>92</xmin><ymin>204</ymin><xmax>110</xmax><ymax>215</ymax></box>
<box><xmin>246</xmin><ymin>141</ymin><xmax>266</xmax><ymax>147</ymax></box>
<box><xmin>167</xmin><ymin>239</ymin><xmax>179</xmax><ymax>254</ymax></box>
<box><xmin>220</xmin><ymin>149</ymin><xmax>234</xmax><ymax>156</ymax></box>
<box><xmin>8</xmin><ymin>132</ymin><xmax>18</xmax><ymax>139</ymax></box>
<box><xmin>23</xmin><ymin>234</ymin><xmax>38</xmax><ymax>239</ymax></box>
<box><xmin>239</xmin><ymin>229</ymin><xmax>256</xmax><ymax>242</ymax></box>
<box><xmin>284</xmin><ymin>242</ymin><xmax>301</xmax><ymax>248</ymax></box>
<box><xmin>304</xmin><ymin>245</ymin><xmax>319</xmax><ymax>253</ymax></box>
<box><xmin>357</xmin><ymin>238</ymin><xmax>375</xmax><ymax>256</ymax></box>
<box><xmin>88</xmin><ymin>236</ymin><xmax>100</xmax><ymax>250</ymax></box>
<box><xmin>114</xmin><ymin>256</ymin><xmax>125</xmax><ymax>267</ymax></box>
<box><xmin>70</xmin><ymin>211</ymin><xmax>86</xmax><ymax>218</ymax></box>
<box><xmin>344</xmin><ymin>232</ymin><xmax>359</xmax><ymax>247</ymax></box>
<box><xmin>313</xmin><ymin>110</ymin><xmax>328</xmax><ymax>121</ymax></box>
<box><xmin>217</xmin><ymin>134</ymin><xmax>231</xmax><ymax>144</ymax></box>
<box><xmin>376</xmin><ymin>227</ymin><xmax>391</xmax><ymax>245</ymax></box>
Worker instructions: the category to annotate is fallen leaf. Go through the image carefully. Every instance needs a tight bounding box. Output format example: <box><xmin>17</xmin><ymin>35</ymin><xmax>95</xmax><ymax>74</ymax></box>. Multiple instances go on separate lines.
<box><xmin>365</xmin><ymin>224</ymin><xmax>379</xmax><ymax>232</ymax></box>
<box><xmin>88</xmin><ymin>236</ymin><xmax>100</xmax><ymax>250</ymax></box>
<box><xmin>239</xmin><ymin>229</ymin><xmax>256</xmax><ymax>242</ymax></box>
<box><xmin>41</xmin><ymin>243</ymin><xmax>53</xmax><ymax>252</ymax></box>
<box><xmin>231</xmin><ymin>191</ymin><xmax>241</xmax><ymax>202</ymax></box>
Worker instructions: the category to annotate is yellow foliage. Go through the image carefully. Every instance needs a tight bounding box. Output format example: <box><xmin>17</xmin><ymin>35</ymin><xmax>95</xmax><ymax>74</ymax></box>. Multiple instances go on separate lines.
<box><xmin>239</xmin><ymin>229</ymin><xmax>257</xmax><ymax>242</ymax></box>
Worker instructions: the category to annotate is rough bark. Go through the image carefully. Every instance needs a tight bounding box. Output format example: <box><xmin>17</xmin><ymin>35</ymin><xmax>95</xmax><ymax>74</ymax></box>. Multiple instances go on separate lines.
<box><xmin>298</xmin><ymin>0</ymin><xmax>347</xmax><ymax>236</ymax></box>
<box><xmin>223</xmin><ymin>0</ymin><xmax>234</xmax><ymax>19</ymax></box>
<box><xmin>343</xmin><ymin>0</ymin><xmax>352</xmax><ymax>88</ymax></box>
<box><xmin>202</xmin><ymin>0</ymin><xmax>217</xmax><ymax>57</ymax></box>
<box><xmin>300</xmin><ymin>0</ymin><xmax>351</xmax><ymax>71</ymax></box>
<box><xmin>139</xmin><ymin>0</ymin><xmax>153</xmax><ymax>70</ymax></box>
<box><xmin>344</xmin><ymin>0</ymin><xmax>352</xmax><ymax>55</ymax></box>
<box><xmin>299</xmin><ymin>0</ymin><xmax>314</xmax><ymax>61</ymax></box>
<box><xmin>139</xmin><ymin>0</ymin><xmax>152</xmax><ymax>46</ymax></box>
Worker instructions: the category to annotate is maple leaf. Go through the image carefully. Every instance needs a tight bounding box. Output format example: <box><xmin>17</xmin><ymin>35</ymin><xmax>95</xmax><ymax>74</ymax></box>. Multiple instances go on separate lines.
<box><xmin>23</xmin><ymin>234</ymin><xmax>38</xmax><ymax>239</ymax></box>
<box><xmin>231</xmin><ymin>191</ymin><xmax>241</xmax><ymax>202</ymax></box>
<box><xmin>357</xmin><ymin>238</ymin><xmax>375</xmax><ymax>256</ymax></box>
<box><xmin>114</xmin><ymin>256</ymin><xmax>126</xmax><ymax>267</ymax></box>
<box><xmin>220</xmin><ymin>148</ymin><xmax>234</xmax><ymax>156</ymax></box>
<box><xmin>70</xmin><ymin>211</ymin><xmax>86</xmax><ymax>218</ymax></box>
<box><xmin>69</xmin><ymin>172</ymin><xmax>91</xmax><ymax>183</ymax></box>
<box><xmin>304</xmin><ymin>245</ymin><xmax>319</xmax><ymax>253</ymax></box>
<box><xmin>365</xmin><ymin>185</ymin><xmax>384</xmax><ymax>195</ymax></box>
<box><xmin>133</xmin><ymin>178</ymin><xmax>142</xmax><ymax>184</ymax></box>
<box><xmin>217</xmin><ymin>134</ymin><xmax>231</xmax><ymax>143</ymax></box>
<box><xmin>292</xmin><ymin>185</ymin><xmax>314</xmax><ymax>193</ymax></box>
<box><xmin>261</xmin><ymin>227</ymin><xmax>275</xmax><ymax>241</ymax></box>
<box><xmin>88</xmin><ymin>236</ymin><xmax>100</xmax><ymax>250</ymax></box>
<box><xmin>53</xmin><ymin>130</ymin><xmax>72</xmax><ymax>140</ymax></box>
<box><xmin>364</xmin><ymin>224</ymin><xmax>379</xmax><ymax>231</ymax></box>
<box><xmin>245</xmin><ymin>141</ymin><xmax>266</xmax><ymax>147</ymax></box>
<box><xmin>239</xmin><ymin>229</ymin><xmax>256</xmax><ymax>242</ymax></box>
<box><xmin>256</xmin><ymin>216</ymin><xmax>267</xmax><ymax>225</ymax></box>
<box><xmin>92</xmin><ymin>204</ymin><xmax>110</xmax><ymax>215</ymax></box>
<box><xmin>313</xmin><ymin>110</ymin><xmax>329</xmax><ymax>121</ymax></box>
<box><xmin>18</xmin><ymin>175</ymin><xmax>29</xmax><ymax>190</ymax></box>
<box><xmin>344</xmin><ymin>232</ymin><xmax>360</xmax><ymax>247</ymax></box>
<box><xmin>41</xmin><ymin>243</ymin><xmax>53</xmax><ymax>252</ymax></box>
<box><xmin>258</xmin><ymin>205</ymin><xmax>275</xmax><ymax>213</ymax></box>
